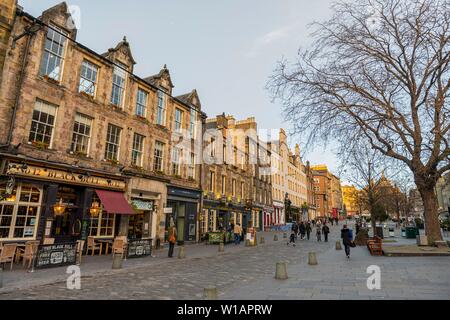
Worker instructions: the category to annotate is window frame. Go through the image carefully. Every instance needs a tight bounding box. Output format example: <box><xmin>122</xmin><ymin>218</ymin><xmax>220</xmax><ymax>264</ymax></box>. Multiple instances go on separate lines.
<box><xmin>131</xmin><ymin>133</ymin><xmax>145</xmax><ymax>167</ymax></box>
<box><xmin>110</xmin><ymin>63</ymin><xmax>127</xmax><ymax>108</ymax></box>
<box><xmin>39</xmin><ymin>24</ymin><xmax>69</xmax><ymax>82</ymax></box>
<box><xmin>28</xmin><ymin>99</ymin><xmax>58</xmax><ymax>148</ymax></box>
<box><xmin>104</xmin><ymin>124</ymin><xmax>122</xmax><ymax>162</ymax></box>
<box><xmin>71</xmin><ymin>113</ymin><xmax>93</xmax><ymax>156</ymax></box>
<box><xmin>153</xmin><ymin>141</ymin><xmax>165</xmax><ymax>172</ymax></box>
<box><xmin>136</xmin><ymin>88</ymin><xmax>148</xmax><ymax>118</ymax></box>
<box><xmin>156</xmin><ymin>90</ymin><xmax>166</xmax><ymax>126</ymax></box>
<box><xmin>78</xmin><ymin>59</ymin><xmax>99</xmax><ymax>97</ymax></box>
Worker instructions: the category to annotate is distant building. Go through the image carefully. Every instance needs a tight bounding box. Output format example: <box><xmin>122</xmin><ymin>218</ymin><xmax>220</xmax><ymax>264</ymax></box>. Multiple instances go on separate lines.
<box><xmin>341</xmin><ymin>185</ymin><xmax>359</xmax><ymax>217</ymax></box>
<box><xmin>436</xmin><ymin>172</ymin><xmax>450</xmax><ymax>220</ymax></box>
<box><xmin>409</xmin><ymin>189</ymin><xmax>424</xmax><ymax>219</ymax></box>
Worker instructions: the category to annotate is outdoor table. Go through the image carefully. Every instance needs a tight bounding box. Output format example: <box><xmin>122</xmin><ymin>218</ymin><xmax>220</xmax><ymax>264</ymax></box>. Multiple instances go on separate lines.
<box><xmin>96</xmin><ymin>239</ymin><xmax>113</xmax><ymax>255</ymax></box>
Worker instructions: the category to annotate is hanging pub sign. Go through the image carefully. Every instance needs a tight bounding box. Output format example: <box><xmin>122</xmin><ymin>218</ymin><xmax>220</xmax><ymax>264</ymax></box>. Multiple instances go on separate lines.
<box><xmin>6</xmin><ymin>163</ymin><xmax>126</xmax><ymax>190</ymax></box>
<box><xmin>35</xmin><ymin>242</ymin><xmax>77</xmax><ymax>269</ymax></box>
<box><xmin>127</xmin><ymin>239</ymin><xmax>152</xmax><ymax>258</ymax></box>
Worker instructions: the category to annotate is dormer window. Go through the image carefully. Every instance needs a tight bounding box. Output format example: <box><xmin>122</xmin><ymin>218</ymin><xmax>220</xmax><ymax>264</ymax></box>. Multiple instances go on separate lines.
<box><xmin>39</xmin><ymin>24</ymin><xmax>68</xmax><ymax>81</ymax></box>
<box><xmin>111</xmin><ymin>62</ymin><xmax>127</xmax><ymax>107</ymax></box>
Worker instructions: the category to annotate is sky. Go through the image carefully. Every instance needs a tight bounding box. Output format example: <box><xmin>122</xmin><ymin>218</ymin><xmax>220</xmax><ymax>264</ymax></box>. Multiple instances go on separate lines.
<box><xmin>18</xmin><ymin>0</ymin><xmax>340</xmax><ymax>173</ymax></box>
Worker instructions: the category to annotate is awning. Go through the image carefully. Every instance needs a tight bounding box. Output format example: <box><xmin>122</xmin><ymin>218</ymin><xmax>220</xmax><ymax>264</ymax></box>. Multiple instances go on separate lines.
<box><xmin>95</xmin><ymin>190</ymin><xmax>135</xmax><ymax>215</ymax></box>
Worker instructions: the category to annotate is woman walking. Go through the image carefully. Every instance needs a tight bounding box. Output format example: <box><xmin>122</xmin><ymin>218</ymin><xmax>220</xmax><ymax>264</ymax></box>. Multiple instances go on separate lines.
<box><xmin>316</xmin><ymin>224</ymin><xmax>322</xmax><ymax>241</ymax></box>
<box><xmin>341</xmin><ymin>224</ymin><xmax>352</xmax><ymax>259</ymax></box>
<box><xmin>168</xmin><ymin>222</ymin><xmax>177</xmax><ymax>258</ymax></box>
<box><xmin>306</xmin><ymin>221</ymin><xmax>312</xmax><ymax>240</ymax></box>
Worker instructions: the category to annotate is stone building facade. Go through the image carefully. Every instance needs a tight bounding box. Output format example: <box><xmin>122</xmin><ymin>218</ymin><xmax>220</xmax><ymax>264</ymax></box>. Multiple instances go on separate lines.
<box><xmin>0</xmin><ymin>2</ymin><xmax>205</xmax><ymax>246</ymax></box>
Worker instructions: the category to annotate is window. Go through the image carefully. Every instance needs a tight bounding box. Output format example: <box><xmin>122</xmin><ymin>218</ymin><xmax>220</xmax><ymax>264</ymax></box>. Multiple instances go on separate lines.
<box><xmin>174</xmin><ymin>108</ymin><xmax>183</xmax><ymax>133</ymax></box>
<box><xmin>223</xmin><ymin>144</ymin><xmax>227</xmax><ymax>164</ymax></box>
<box><xmin>210</xmin><ymin>138</ymin><xmax>216</xmax><ymax>157</ymax></box>
<box><xmin>0</xmin><ymin>183</ymin><xmax>41</xmax><ymax>240</ymax></box>
<box><xmin>111</xmin><ymin>63</ymin><xmax>127</xmax><ymax>107</ymax></box>
<box><xmin>222</xmin><ymin>176</ymin><xmax>226</xmax><ymax>195</ymax></box>
<box><xmin>136</xmin><ymin>89</ymin><xmax>148</xmax><ymax>117</ymax></box>
<box><xmin>153</xmin><ymin>141</ymin><xmax>164</xmax><ymax>172</ymax></box>
<box><xmin>314</xmin><ymin>186</ymin><xmax>320</xmax><ymax>192</ymax></box>
<box><xmin>89</xmin><ymin>195</ymin><xmax>116</xmax><ymax>238</ymax></box>
<box><xmin>156</xmin><ymin>90</ymin><xmax>166</xmax><ymax>125</ymax></box>
<box><xmin>28</xmin><ymin>100</ymin><xmax>57</xmax><ymax>147</ymax></box>
<box><xmin>39</xmin><ymin>25</ymin><xmax>68</xmax><ymax>81</ymax></box>
<box><xmin>131</xmin><ymin>133</ymin><xmax>145</xmax><ymax>167</ymax></box>
<box><xmin>171</xmin><ymin>147</ymin><xmax>182</xmax><ymax>176</ymax></box>
<box><xmin>79</xmin><ymin>60</ymin><xmax>98</xmax><ymax>96</ymax></box>
<box><xmin>232</xmin><ymin>179</ymin><xmax>236</xmax><ymax>197</ymax></box>
<box><xmin>241</xmin><ymin>182</ymin><xmax>245</xmax><ymax>199</ymax></box>
<box><xmin>71</xmin><ymin>113</ymin><xmax>92</xmax><ymax>155</ymax></box>
<box><xmin>190</xmin><ymin>108</ymin><xmax>196</xmax><ymax>138</ymax></box>
<box><xmin>188</xmin><ymin>153</ymin><xmax>195</xmax><ymax>179</ymax></box>
<box><xmin>104</xmin><ymin>124</ymin><xmax>121</xmax><ymax>161</ymax></box>
<box><xmin>209</xmin><ymin>172</ymin><xmax>215</xmax><ymax>193</ymax></box>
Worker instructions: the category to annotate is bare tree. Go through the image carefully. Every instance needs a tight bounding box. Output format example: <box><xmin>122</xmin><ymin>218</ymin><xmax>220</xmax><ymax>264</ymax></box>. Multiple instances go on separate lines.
<box><xmin>268</xmin><ymin>0</ymin><xmax>450</xmax><ymax>243</ymax></box>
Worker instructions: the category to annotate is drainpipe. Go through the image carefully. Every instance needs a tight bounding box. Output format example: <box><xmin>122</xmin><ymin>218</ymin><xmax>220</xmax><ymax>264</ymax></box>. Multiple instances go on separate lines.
<box><xmin>1</xmin><ymin>23</ymin><xmax>41</xmax><ymax>149</ymax></box>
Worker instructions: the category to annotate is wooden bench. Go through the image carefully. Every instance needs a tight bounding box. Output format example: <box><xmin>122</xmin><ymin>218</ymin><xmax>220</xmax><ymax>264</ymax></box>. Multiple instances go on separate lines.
<box><xmin>367</xmin><ymin>236</ymin><xmax>383</xmax><ymax>256</ymax></box>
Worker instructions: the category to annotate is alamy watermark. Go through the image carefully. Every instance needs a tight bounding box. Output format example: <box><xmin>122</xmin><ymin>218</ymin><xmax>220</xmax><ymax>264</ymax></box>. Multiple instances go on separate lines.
<box><xmin>366</xmin><ymin>265</ymin><xmax>381</xmax><ymax>290</ymax></box>
<box><xmin>66</xmin><ymin>265</ymin><xmax>81</xmax><ymax>290</ymax></box>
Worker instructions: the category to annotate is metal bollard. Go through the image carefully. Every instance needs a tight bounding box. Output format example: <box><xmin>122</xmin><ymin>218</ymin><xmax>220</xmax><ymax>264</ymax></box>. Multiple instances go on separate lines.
<box><xmin>260</xmin><ymin>236</ymin><xmax>265</xmax><ymax>244</ymax></box>
<box><xmin>218</xmin><ymin>242</ymin><xmax>224</xmax><ymax>252</ymax></box>
<box><xmin>273</xmin><ymin>234</ymin><xmax>278</xmax><ymax>241</ymax></box>
<box><xmin>308</xmin><ymin>252</ymin><xmax>318</xmax><ymax>265</ymax></box>
<box><xmin>336</xmin><ymin>241</ymin><xmax>342</xmax><ymax>250</ymax></box>
<box><xmin>178</xmin><ymin>246</ymin><xmax>186</xmax><ymax>259</ymax></box>
<box><xmin>204</xmin><ymin>287</ymin><xmax>218</xmax><ymax>300</ymax></box>
<box><xmin>112</xmin><ymin>254</ymin><xmax>123</xmax><ymax>269</ymax></box>
<box><xmin>275</xmin><ymin>262</ymin><xmax>288</xmax><ymax>280</ymax></box>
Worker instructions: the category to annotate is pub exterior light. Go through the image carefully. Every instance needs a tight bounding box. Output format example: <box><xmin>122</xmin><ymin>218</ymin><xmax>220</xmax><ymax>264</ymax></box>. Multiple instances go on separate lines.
<box><xmin>89</xmin><ymin>201</ymin><xmax>101</xmax><ymax>216</ymax></box>
<box><xmin>53</xmin><ymin>198</ymin><xmax>66</xmax><ymax>216</ymax></box>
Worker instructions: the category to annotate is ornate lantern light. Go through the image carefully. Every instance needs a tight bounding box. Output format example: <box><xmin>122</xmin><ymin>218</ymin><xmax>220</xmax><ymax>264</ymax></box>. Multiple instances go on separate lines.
<box><xmin>89</xmin><ymin>201</ymin><xmax>101</xmax><ymax>216</ymax></box>
<box><xmin>53</xmin><ymin>198</ymin><xmax>66</xmax><ymax>216</ymax></box>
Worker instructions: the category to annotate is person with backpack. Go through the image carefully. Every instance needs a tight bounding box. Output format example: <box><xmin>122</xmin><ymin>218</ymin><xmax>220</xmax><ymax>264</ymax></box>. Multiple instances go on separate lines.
<box><xmin>341</xmin><ymin>224</ymin><xmax>353</xmax><ymax>259</ymax></box>
<box><xmin>316</xmin><ymin>224</ymin><xmax>322</xmax><ymax>241</ymax></box>
<box><xmin>168</xmin><ymin>222</ymin><xmax>177</xmax><ymax>258</ymax></box>
<box><xmin>299</xmin><ymin>221</ymin><xmax>306</xmax><ymax>240</ymax></box>
<box><xmin>322</xmin><ymin>223</ymin><xmax>330</xmax><ymax>242</ymax></box>
<box><xmin>292</xmin><ymin>222</ymin><xmax>299</xmax><ymax>240</ymax></box>
<box><xmin>306</xmin><ymin>221</ymin><xmax>312</xmax><ymax>240</ymax></box>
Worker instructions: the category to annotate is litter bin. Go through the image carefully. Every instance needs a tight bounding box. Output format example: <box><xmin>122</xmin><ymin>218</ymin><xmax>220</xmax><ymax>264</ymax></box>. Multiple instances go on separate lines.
<box><xmin>401</xmin><ymin>228</ymin><xmax>406</xmax><ymax>237</ymax></box>
<box><xmin>406</xmin><ymin>226</ymin><xmax>419</xmax><ymax>239</ymax></box>
<box><xmin>389</xmin><ymin>227</ymin><xmax>395</xmax><ymax>237</ymax></box>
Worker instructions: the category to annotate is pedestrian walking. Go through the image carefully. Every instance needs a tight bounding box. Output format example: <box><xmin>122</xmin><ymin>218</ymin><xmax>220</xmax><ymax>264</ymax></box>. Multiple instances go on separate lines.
<box><xmin>335</xmin><ymin>218</ymin><xmax>339</xmax><ymax>226</ymax></box>
<box><xmin>306</xmin><ymin>221</ymin><xmax>312</xmax><ymax>240</ymax></box>
<box><xmin>330</xmin><ymin>218</ymin><xmax>334</xmax><ymax>226</ymax></box>
<box><xmin>292</xmin><ymin>222</ymin><xmax>299</xmax><ymax>240</ymax></box>
<box><xmin>341</xmin><ymin>224</ymin><xmax>353</xmax><ymax>259</ymax></box>
<box><xmin>322</xmin><ymin>223</ymin><xmax>330</xmax><ymax>242</ymax></box>
<box><xmin>168</xmin><ymin>223</ymin><xmax>177</xmax><ymax>258</ymax></box>
<box><xmin>287</xmin><ymin>230</ymin><xmax>296</xmax><ymax>247</ymax></box>
<box><xmin>299</xmin><ymin>221</ymin><xmax>306</xmax><ymax>240</ymax></box>
<box><xmin>234</xmin><ymin>223</ymin><xmax>242</xmax><ymax>245</ymax></box>
<box><xmin>316</xmin><ymin>225</ymin><xmax>322</xmax><ymax>241</ymax></box>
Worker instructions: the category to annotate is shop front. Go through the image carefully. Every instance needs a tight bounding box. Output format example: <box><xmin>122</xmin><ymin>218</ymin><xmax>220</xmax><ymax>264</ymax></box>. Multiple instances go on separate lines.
<box><xmin>263</xmin><ymin>206</ymin><xmax>274</xmax><ymax>231</ymax></box>
<box><xmin>166</xmin><ymin>186</ymin><xmax>201</xmax><ymax>245</ymax></box>
<box><xmin>0</xmin><ymin>161</ymin><xmax>134</xmax><ymax>245</ymax></box>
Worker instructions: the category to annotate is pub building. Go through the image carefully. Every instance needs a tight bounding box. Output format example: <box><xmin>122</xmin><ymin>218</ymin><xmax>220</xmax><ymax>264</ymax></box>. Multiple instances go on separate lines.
<box><xmin>0</xmin><ymin>157</ymin><xmax>135</xmax><ymax>245</ymax></box>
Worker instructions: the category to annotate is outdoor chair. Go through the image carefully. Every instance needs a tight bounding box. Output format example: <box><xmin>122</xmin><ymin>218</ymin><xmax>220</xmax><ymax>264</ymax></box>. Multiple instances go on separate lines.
<box><xmin>43</xmin><ymin>238</ymin><xmax>55</xmax><ymax>245</ymax></box>
<box><xmin>0</xmin><ymin>243</ymin><xmax>18</xmax><ymax>270</ymax></box>
<box><xmin>112</xmin><ymin>238</ymin><xmax>126</xmax><ymax>259</ymax></box>
<box><xmin>16</xmin><ymin>241</ymin><xmax>40</xmax><ymax>268</ymax></box>
<box><xmin>87</xmin><ymin>237</ymin><xmax>102</xmax><ymax>256</ymax></box>
<box><xmin>76</xmin><ymin>240</ymin><xmax>85</xmax><ymax>265</ymax></box>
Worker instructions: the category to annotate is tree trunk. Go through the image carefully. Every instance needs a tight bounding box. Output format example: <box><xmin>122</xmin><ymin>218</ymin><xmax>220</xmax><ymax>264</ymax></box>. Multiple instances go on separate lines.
<box><xmin>417</xmin><ymin>185</ymin><xmax>443</xmax><ymax>243</ymax></box>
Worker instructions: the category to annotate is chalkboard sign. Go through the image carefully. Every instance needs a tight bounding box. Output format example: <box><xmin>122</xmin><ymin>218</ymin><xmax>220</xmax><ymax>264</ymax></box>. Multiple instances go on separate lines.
<box><xmin>127</xmin><ymin>239</ymin><xmax>152</xmax><ymax>258</ymax></box>
<box><xmin>35</xmin><ymin>242</ymin><xmax>77</xmax><ymax>269</ymax></box>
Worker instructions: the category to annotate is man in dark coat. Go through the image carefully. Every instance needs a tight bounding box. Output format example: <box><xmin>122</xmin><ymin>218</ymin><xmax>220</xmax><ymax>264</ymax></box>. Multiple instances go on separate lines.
<box><xmin>299</xmin><ymin>222</ymin><xmax>306</xmax><ymax>240</ymax></box>
<box><xmin>341</xmin><ymin>224</ymin><xmax>352</xmax><ymax>259</ymax></box>
<box><xmin>306</xmin><ymin>222</ymin><xmax>312</xmax><ymax>240</ymax></box>
<box><xmin>322</xmin><ymin>223</ymin><xmax>330</xmax><ymax>242</ymax></box>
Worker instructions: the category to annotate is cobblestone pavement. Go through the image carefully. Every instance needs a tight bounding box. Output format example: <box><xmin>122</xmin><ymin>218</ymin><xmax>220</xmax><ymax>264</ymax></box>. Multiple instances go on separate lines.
<box><xmin>1</xmin><ymin>224</ymin><xmax>449</xmax><ymax>300</ymax></box>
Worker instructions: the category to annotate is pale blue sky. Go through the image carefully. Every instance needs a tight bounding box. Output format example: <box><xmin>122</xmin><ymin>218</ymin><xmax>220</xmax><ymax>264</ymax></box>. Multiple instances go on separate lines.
<box><xmin>19</xmin><ymin>0</ymin><xmax>339</xmax><ymax>172</ymax></box>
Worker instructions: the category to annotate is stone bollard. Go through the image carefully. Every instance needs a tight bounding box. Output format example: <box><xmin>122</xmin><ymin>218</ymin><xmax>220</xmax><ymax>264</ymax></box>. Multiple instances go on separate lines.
<box><xmin>178</xmin><ymin>246</ymin><xmax>186</xmax><ymax>259</ymax></box>
<box><xmin>219</xmin><ymin>242</ymin><xmax>225</xmax><ymax>252</ymax></box>
<box><xmin>273</xmin><ymin>234</ymin><xmax>278</xmax><ymax>241</ymax></box>
<box><xmin>336</xmin><ymin>241</ymin><xmax>342</xmax><ymax>250</ymax></box>
<box><xmin>308</xmin><ymin>252</ymin><xmax>318</xmax><ymax>265</ymax></box>
<box><xmin>204</xmin><ymin>287</ymin><xmax>218</xmax><ymax>300</ymax></box>
<box><xmin>112</xmin><ymin>254</ymin><xmax>123</xmax><ymax>269</ymax></box>
<box><xmin>283</xmin><ymin>233</ymin><xmax>287</xmax><ymax>239</ymax></box>
<box><xmin>260</xmin><ymin>236</ymin><xmax>265</xmax><ymax>244</ymax></box>
<box><xmin>275</xmin><ymin>262</ymin><xmax>288</xmax><ymax>280</ymax></box>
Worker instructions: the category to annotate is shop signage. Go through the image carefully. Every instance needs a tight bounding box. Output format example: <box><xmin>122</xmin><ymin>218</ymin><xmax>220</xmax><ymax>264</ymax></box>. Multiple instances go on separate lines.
<box><xmin>132</xmin><ymin>199</ymin><xmax>153</xmax><ymax>211</ymax></box>
<box><xmin>127</xmin><ymin>239</ymin><xmax>152</xmax><ymax>258</ymax></box>
<box><xmin>168</xmin><ymin>187</ymin><xmax>201</xmax><ymax>199</ymax></box>
<box><xmin>35</xmin><ymin>242</ymin><xmax>77</xmax><ymax>269</ymax></box>
<box><xmin>6</xmin><ymin>163</ymin><xmax>126</xmax><ymax>190</ymax></box>
<box><xmin>164</xmin><ymin>207</ymin><xmax>173</xmax><ymax>214</ymax></box>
